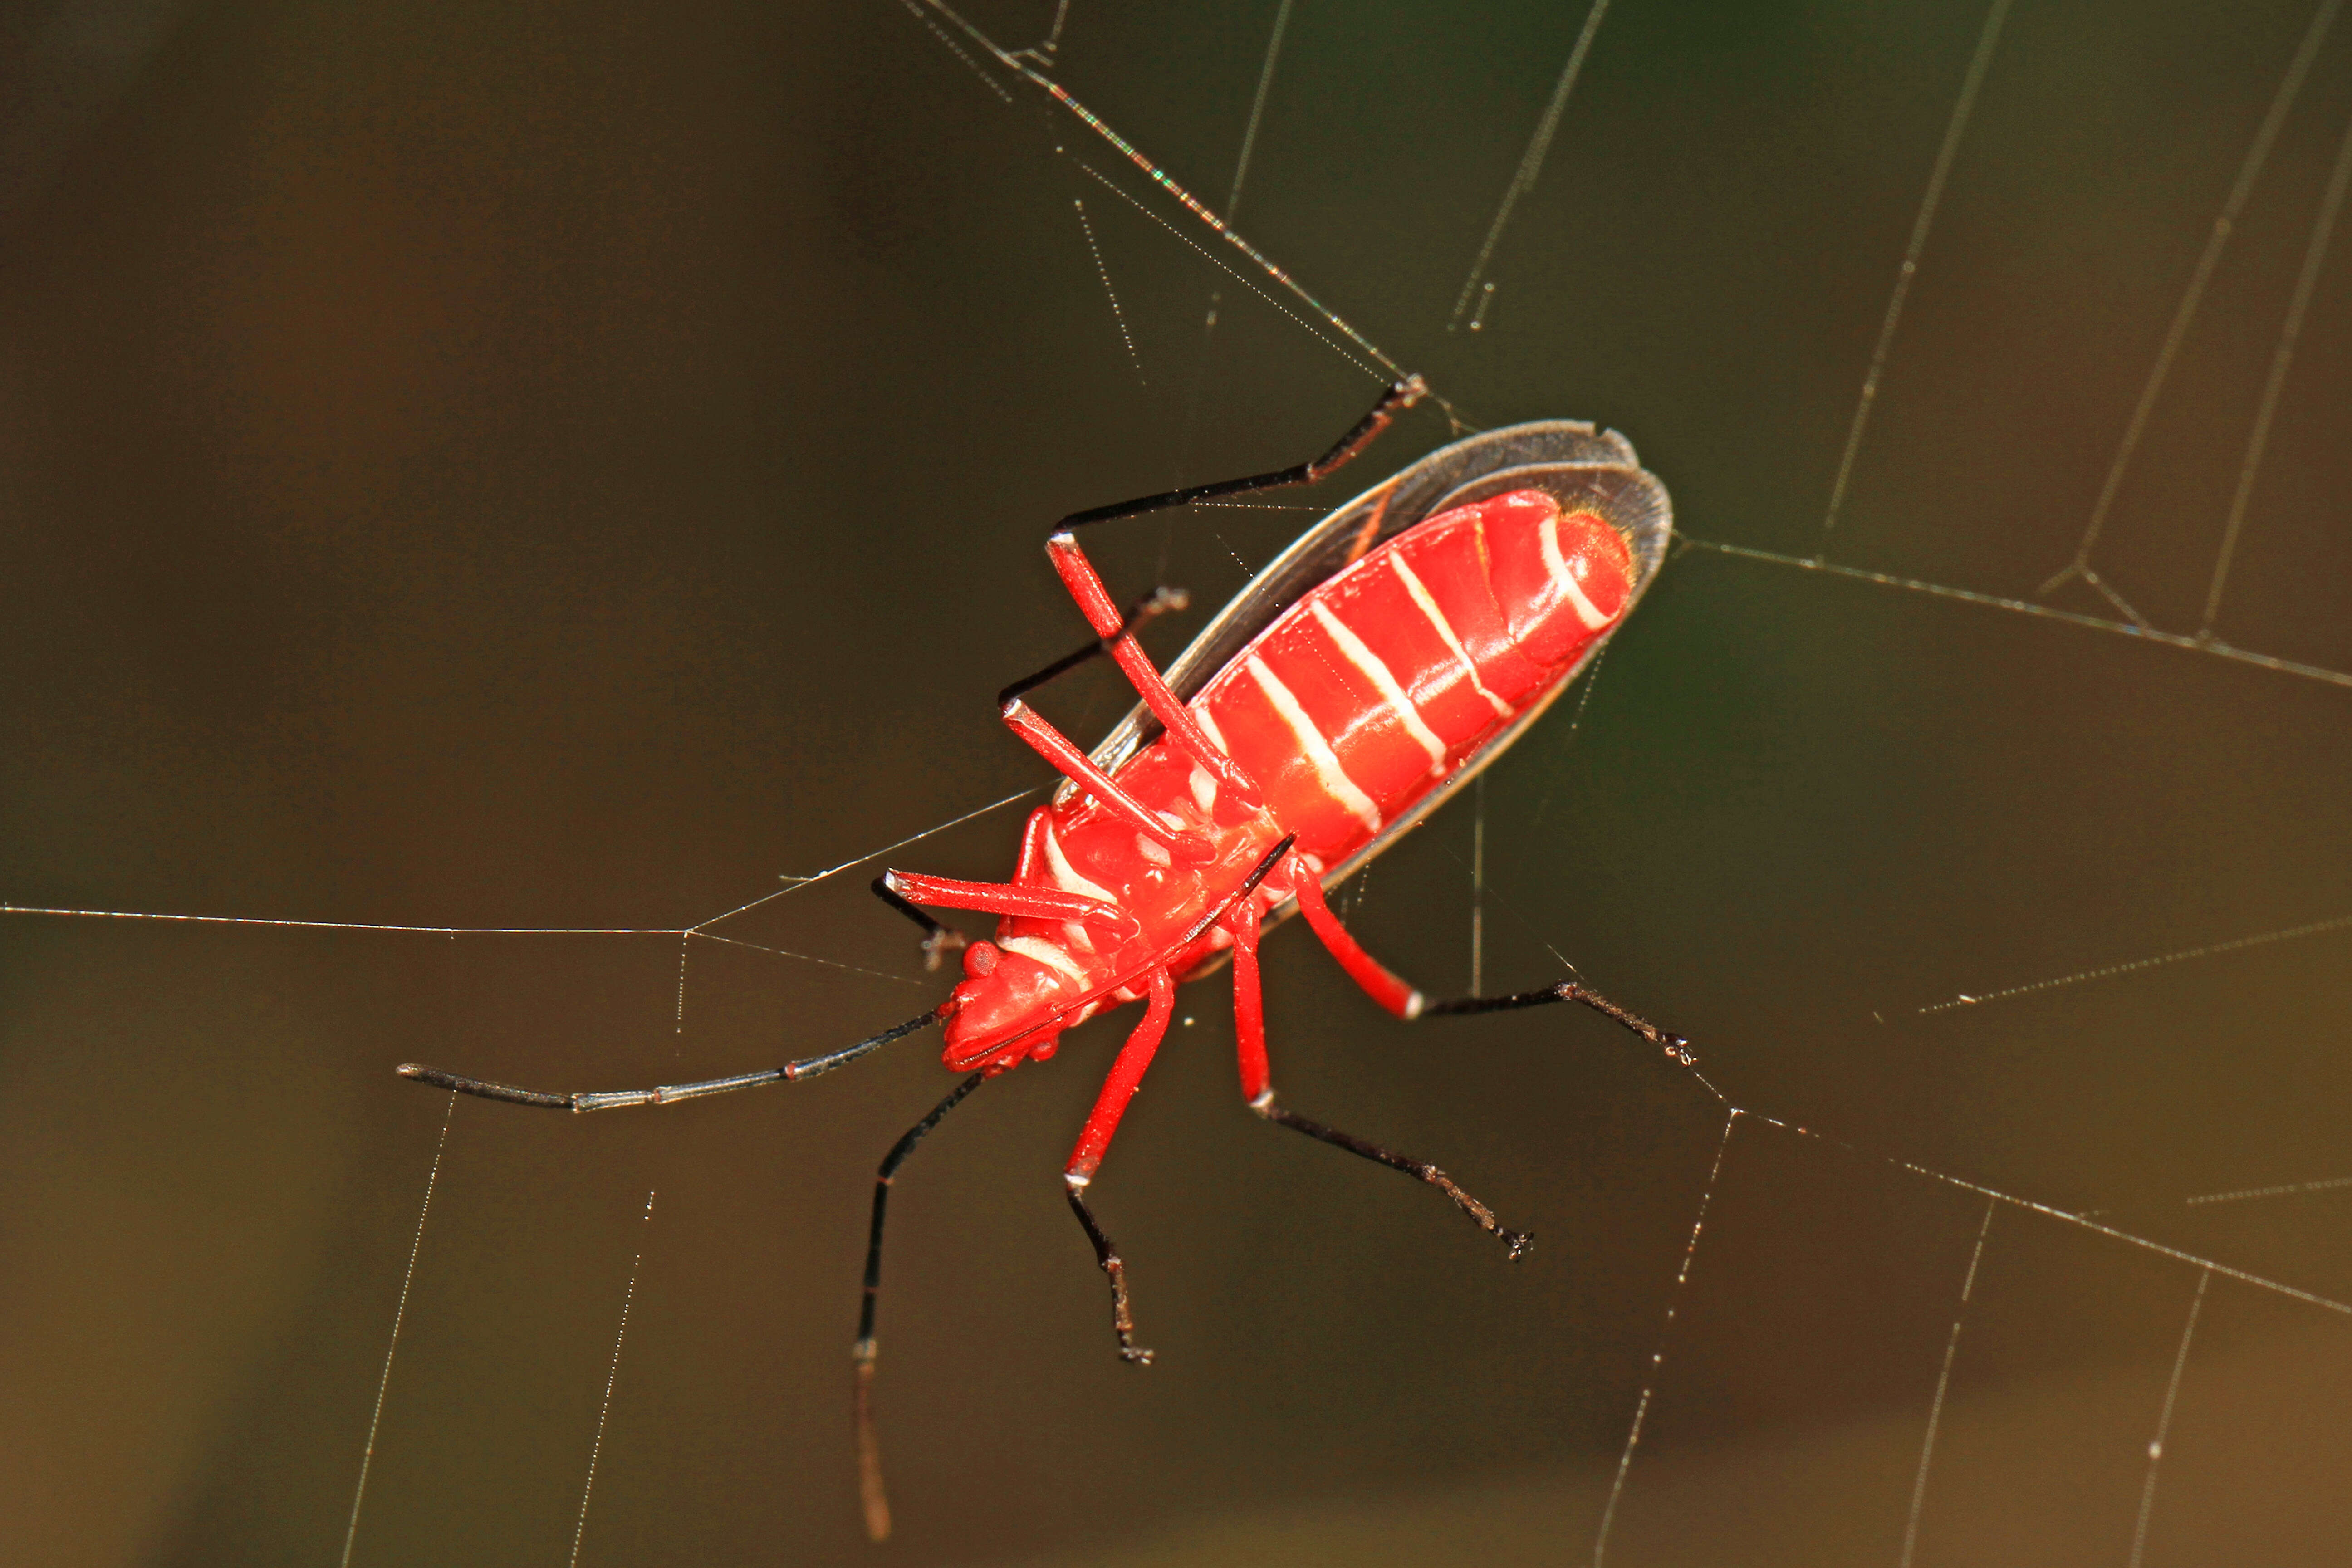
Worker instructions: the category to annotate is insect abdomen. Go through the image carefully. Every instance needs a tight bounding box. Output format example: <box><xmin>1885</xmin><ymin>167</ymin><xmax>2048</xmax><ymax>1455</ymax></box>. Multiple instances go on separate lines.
<box><xmin>1196</xmin><ymin>489</ymin><xmax>1632</xmax><ymax>865</ymax></box>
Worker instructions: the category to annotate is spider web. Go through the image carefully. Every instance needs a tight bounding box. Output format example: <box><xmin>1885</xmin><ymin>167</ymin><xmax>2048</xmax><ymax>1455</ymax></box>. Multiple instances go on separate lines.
<box><xmin>5</xmin><ymin>1</ymin><xmax>2352</xmax><ymax>1564</ymax></box>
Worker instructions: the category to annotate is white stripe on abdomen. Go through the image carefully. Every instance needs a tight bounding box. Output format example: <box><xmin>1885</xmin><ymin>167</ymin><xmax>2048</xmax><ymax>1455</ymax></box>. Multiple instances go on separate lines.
<box><xmin>1540</xmin><ymin>514</ymin><xmax>1612</xmax><ymax>631</ymax></box>
<box><xmin>1245</xmin><ymin>654</ymin><xmax>1384</xmax><ymax>836</ymax></box>
<box><xmin>1310</xmin><ymin>601</ymin><xmax>1448</xmax><ymax>775</ymax></box>
<box><xmin>1387</xmin><ymin>553</ymin><xmax>1514</xmax><ymax>719</ymax></box>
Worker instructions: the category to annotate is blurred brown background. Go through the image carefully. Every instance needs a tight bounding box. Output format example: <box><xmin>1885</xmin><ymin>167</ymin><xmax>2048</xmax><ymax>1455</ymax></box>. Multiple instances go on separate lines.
<box><xmin>5</xmin><ymin>0</ymin><xmax>2352</xmax><ymax>1563</ymax></box>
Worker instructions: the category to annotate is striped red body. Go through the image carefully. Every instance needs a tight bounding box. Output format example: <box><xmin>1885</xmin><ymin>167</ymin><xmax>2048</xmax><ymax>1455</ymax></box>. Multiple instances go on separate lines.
<box><xmin>386</xmin><ymin>388</ymin><xmax>1681</xmax><ymax>1519</ymax></box>
<box><xmin>935</xmin><ymin>486</ymin><xmax>1635</xmax><ymax>1072</ymax></box>
<box><xmin>388</xmin><ymin>394</ymin><xmax>1683</xmax><ymax>1516</ymax></box>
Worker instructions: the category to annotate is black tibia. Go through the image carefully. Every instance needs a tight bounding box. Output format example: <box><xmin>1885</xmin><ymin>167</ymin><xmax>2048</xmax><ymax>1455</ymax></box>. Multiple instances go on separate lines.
<box><xmin>997</xmin><ymin>585</ymin><xmax>1191</xmax><ymax>707</ymax></box>
<box><xmin>854</xmin><ymin>1070</ymin><xmax>988</xmax><ymax>1544</ymax></box>
<box><xmin>394</xmin><ymin>1009</ymin><xmax>943</xmax><ymax>1111</ymax></box>
<box><xmin>1067</xmin><ymin>1186</ymin><xmax>1154</xmax><ymax>1365</ymax></box>
<box><xmin>1055</xmin><ymin>376</ymin><xmax>1426</xmax><ymax>534</ymax></box>
<box><xmin>857</xmin><ymin>1073</ymin><xmax>989</xmax><ymax>1351</ymax></box>
<box><xmin>871</xmin><ymin>874</ymin><xmax>966</xmax><ymax>972</ymax></box>
<box><xmin>1253</xmin><ymin>1099</ymin><xmax>1532</xmax><ymax>1260</ymax></box>
<box><xmin>1424</xmin><ymin>982</ymin><xmax>1697</xmax><ymax>1067</ymax></box>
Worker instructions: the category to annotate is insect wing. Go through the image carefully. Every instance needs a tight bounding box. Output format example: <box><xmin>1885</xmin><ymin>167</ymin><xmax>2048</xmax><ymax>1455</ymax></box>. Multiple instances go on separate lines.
<box><xmin>1084</xmin><ymin>420</ymin><xmax>1673</xmax><ymax>898</ymax></box>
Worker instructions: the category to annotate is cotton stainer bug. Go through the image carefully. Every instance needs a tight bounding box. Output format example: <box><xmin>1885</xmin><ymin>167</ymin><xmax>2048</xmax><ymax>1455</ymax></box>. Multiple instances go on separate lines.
<box><xmin>397</xmin><ymin>378</ymin><xmax>1685</xmax><ymax>1540</ymax></box>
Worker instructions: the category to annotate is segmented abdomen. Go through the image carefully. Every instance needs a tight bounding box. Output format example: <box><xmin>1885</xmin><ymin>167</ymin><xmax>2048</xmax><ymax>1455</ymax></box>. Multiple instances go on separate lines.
<box><xmin>1191</xmin><ymin>488</ymin><xmax>1633</xmax><ymax>866</ymax></box>
<box><xmin>942</xmin><ymin>488</ymin><xmax>1637</xmax><ymax>1069</ymax></box>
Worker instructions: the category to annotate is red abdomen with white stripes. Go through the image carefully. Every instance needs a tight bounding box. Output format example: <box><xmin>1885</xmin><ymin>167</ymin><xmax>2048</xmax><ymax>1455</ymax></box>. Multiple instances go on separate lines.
<box><xmin>941</xmin><ymin>488</ymin><xmax>1633</xmax><ymax>1068</ymax></box>
<box><xmin>1193</xmin><ymin>488</ymin><xmax>1629</xmax><ymax>863</ymax></box>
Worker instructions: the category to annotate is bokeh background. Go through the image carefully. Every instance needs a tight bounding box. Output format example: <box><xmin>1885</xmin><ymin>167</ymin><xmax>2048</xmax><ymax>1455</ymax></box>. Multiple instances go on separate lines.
<box><xmin>6</xmin><ymin>0</ymin><xmax>2352</xmax><ymax>1563</ymax></box>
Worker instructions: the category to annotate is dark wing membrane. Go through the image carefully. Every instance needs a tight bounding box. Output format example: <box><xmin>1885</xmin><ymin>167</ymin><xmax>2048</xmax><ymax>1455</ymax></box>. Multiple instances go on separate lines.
<box><xmin>1083</xmin><ymin>419</ymin><xmax>1674</xmax><ymax>902</ymax></box>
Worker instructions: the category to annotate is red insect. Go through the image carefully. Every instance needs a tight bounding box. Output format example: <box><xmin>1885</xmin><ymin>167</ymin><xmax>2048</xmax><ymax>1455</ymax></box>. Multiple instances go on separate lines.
<box><xmin>399</xmin><ymin>379</ymin><xmax>1685</xmax><ymax>1539</ymax></box>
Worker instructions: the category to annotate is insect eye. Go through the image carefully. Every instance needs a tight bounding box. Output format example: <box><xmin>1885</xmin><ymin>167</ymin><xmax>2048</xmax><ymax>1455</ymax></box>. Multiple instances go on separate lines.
<box><xmin>963</xmin><ymin>940</ymin><xmax>1000</xmax><ymax>979</ymax></box>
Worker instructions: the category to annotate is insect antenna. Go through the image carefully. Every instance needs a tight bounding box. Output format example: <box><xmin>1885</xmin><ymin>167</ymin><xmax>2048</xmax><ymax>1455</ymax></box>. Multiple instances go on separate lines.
<box><xmin>395</xmin><ymin>1008</ymin><xmax>946</xmax><ymax>1112</ymax></box>
<box><xmin>854</xmin><ymin>1067</ymin><xmax>991</xmax><ymax>1542</ymax></box>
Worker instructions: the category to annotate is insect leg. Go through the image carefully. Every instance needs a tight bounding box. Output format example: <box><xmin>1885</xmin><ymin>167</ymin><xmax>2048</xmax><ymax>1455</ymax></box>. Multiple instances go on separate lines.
<box><xmin>1288</xmin><ymin>861</ymin><xmax>1694</xmax><ymax>1064</ymax></box>
<box><xmin>879</xmin><ymin>869</ymin><xmax>1139</xmax><ymax>940</ymax></box>
<box><xmin>996</xmin><ymin>584</ymin><xmax>1190</xmax><ymax>706</ymax></box>
<box><xmin>1224</xmin><ymin>901</ymin><xmax>1271</xmax><ymax>1106</ymax></box>
<box><xmin>1063</xmin><ymin>966</ymin><xmax>1176</xmax><ymax>1364</ymax></box>
<box><xmin>870</xmin><ymin>874</ymin><xmax>967</xmax><ymax>971</ymax></box>
<box><xmin>1223</xmin><ymin>895</ymin><xmax>1530</xmax><ymax>1258</ymax></box>
<box><xmin>1000</xmin><ymin>699</ymin><xmax>1215</xmax><ymax>862</ymax></box>
<box><xmin>1034</xmin><ymin>376</ymin><xmax>1427</xmax><ymax>802</ymax></box>
<box><xmin>854</xmin><ymin>1069</ymin><xmax>989</xmax><ymax>1543</ymax></box>
<box><xmin>1041</xmin><ymin>537</ymin><xmax>1260</xmax><ymax>805</ymax></box>
<box><xmin>1283</xmin><ymin>857</ymin><xmax>1422</xmax><ymax>1019</ymax></box>
<box><xmin>395</xmin><ymin>1008</ymin><xmax>944</xmax><ymax>1110</ymax></box>
<box><xmin>1421</xmin><ymin>985</ymin><xmax>1696</xmax><ymax>1065</ymax></box>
